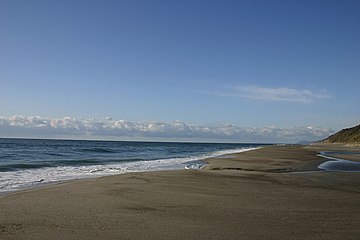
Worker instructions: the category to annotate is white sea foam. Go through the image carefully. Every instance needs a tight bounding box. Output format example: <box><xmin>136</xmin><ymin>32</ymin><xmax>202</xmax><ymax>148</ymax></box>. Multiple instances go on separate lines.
<box><xmin>0</xmin><ymin>147</ymin><xmax>259</xmax><ymax>193</ymax></box>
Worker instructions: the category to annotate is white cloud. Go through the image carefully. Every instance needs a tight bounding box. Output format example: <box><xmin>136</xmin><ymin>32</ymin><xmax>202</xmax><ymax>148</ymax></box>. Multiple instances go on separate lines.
<box><xmin>218</xmin><ymin>85</ymin><xmax>329</xmax><ymax>103</ymax></box>
<box><xmin>0</xmin><ymin>115</ymin><xmax>334</xmax><ymax>143</ymax></box>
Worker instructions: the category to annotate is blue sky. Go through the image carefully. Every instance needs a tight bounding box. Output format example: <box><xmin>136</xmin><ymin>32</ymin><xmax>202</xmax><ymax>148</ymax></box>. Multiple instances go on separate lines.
<box><xmin>0</xmin><ymin>0</ymin><xmax>359</xmax><ymax>142</ymax></box>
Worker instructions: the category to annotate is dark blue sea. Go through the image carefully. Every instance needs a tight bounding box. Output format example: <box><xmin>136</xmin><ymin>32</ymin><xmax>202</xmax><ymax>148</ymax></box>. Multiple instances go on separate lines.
<box><xmin>0</xmin><ymin>138</ymin><xmax>266</xmax><ymax>192</ymax></box>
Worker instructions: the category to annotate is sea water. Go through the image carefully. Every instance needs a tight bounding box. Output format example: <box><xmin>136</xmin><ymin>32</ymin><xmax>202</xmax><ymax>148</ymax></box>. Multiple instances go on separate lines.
<box><xmin>0</xmin><ymin>138</ymin><xmax>265</xmax><ymax>192</ymax></box>
<box><xmin>318</xmin><ymin>151</ymin><xmax>360</xmax><ymax>172</ymax></box>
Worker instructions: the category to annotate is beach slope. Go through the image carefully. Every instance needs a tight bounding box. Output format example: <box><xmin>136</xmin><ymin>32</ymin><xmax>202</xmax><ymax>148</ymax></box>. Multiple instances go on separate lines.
<box><xmin>1</xmin><ymin>145</ymin><xmax>360</xmax><ymax>240</ymax></box>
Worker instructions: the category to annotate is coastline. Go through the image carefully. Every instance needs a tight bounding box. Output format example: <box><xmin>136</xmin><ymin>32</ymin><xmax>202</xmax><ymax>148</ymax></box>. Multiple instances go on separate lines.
<box><xmin>0</xmin><ymin>145</ymin><xmax>262</xmax><ymax>195</ymax></box>
<box><xmin>0</xmin><ymin>142</ymin><xmax>263</xmax><ymax>194</ymax></box>
<box><xmin>1</xmin><ymin>144</ymin><xmax>360</xmax><ymax>239</ymax></box>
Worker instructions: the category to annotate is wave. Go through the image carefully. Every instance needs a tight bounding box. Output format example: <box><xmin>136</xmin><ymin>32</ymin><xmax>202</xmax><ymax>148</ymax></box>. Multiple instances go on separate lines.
<box><xmin>45</xmin><ymin>152</ymin><xmax>68</xmax><ymax>157</ymax></box>
<box><xmin>79</xmin><ymin>148</ymin><xmax>117</xmax><ymax>153</ymax></box>
<box><xmin>0</xmin><ymin>146</ymin><xmax>260</xmax><ymax>192</ymax></box>
<box><xmin>0</xmin><ymin>159</ymin><xmax>147</xmax><ymax>172</ymax></box>
<box><xmin>0</xmin><ymin>155</ymin><xmax>13</xmax><ymax>160</ymax></box>
<box><xmin>0</xmin><ymin>163</ymin><xmax>53</xmax><ymax>172</ymax></box>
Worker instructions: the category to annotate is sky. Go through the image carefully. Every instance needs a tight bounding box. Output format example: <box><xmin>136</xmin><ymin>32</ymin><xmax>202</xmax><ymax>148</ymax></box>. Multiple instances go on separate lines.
<box><xmin>0</xmin><ymin>0</ymin><xmax>359</xmax><ymax>143</ymax></box>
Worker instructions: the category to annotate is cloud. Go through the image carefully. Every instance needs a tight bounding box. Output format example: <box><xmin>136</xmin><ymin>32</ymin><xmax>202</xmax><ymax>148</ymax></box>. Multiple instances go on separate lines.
<box><xmin>0</xmin><ymin>115</ymin><xmax>334</xmax><ymax>143</ymax></box>
<box><xmin>217</xmin><ymin>85</ymin><xmax>329</xmax><ymax>103</ymax></box>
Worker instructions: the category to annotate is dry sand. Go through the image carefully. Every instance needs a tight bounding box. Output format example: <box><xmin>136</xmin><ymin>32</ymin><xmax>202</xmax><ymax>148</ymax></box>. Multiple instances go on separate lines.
<box><xmin>1</xmin><ymin>145</ymin><xmax>360</xmax><ymax>240</ymax></box>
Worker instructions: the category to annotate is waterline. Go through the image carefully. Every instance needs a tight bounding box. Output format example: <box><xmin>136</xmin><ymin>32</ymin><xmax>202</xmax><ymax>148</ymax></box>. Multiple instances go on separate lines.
<box><xmin>318</xmin><ymin>152</ymin><xmax>360</xmax><ymax>172</ymax></box>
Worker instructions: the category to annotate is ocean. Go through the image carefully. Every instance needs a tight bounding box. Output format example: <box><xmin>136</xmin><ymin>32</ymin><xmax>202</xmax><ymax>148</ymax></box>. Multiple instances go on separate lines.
<box><xmin>0</xmin><ymin>138</ymin><xmax>266</xmax><ymax>193</ymax></box>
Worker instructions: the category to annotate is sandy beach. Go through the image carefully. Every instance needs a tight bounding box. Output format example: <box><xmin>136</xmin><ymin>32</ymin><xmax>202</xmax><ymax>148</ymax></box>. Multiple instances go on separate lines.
<box><xmin>1</xmin><ymin>144</ymin><xmax>360</xmax><ymax>240</ymax></box>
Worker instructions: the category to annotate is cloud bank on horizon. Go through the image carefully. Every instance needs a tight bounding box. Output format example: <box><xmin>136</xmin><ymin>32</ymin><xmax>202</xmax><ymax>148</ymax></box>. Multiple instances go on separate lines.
<box><xmin>0</xmin><ymin>116</ymin><xmax>333</xmax><ymax>143</ymax></box>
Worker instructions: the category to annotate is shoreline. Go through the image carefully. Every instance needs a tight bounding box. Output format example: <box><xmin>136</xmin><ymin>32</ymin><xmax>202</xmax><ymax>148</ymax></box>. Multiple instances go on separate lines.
<box><xmin>1</xmin><ymin>143</ymin><xmax>358</xmax><ymax>198</ymax></box>
<box><xmin>1</xmin><ymin>144</ymin><xmax>360</xmax><ymax>239</ymax></box>
<box><xmin>0</xmin><ymin>146</ymin><xmax>263</xmax><ymax>195</ymax></box>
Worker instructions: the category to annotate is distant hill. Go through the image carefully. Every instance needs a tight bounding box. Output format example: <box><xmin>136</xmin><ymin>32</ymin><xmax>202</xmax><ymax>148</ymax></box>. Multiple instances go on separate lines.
<box><xmin>323</xmin><ymin>124</ymin><xmax>360</xmax><ymax>144</ymax></box>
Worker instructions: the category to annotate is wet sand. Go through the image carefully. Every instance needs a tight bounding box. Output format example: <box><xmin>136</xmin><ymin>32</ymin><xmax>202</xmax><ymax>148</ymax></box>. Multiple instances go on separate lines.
<box><xmin>1</xmin><ymin>144</ymin><xmax>360</xmax><ymax>240</ymax></box>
